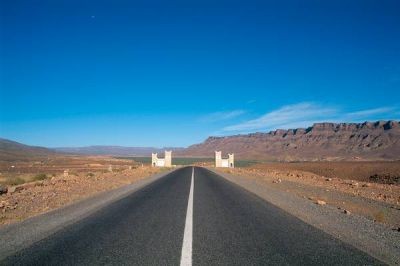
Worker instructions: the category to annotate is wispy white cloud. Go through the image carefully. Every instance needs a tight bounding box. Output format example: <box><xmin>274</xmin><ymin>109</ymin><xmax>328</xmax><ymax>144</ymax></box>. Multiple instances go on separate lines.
<box><xmin>344</xmin><ymin>107</ymin><xmax>395</xmax><ymax>120</ymax></box>
<box><xmin>222</xmin><ymin>102</ymin><xmax>399</xmax><ymax>133</ymax></box>
<box><xmin>223</xmin><ymin>103</ymin><xmax>335</xmax><ymax>132</ymax></box>
<box><xmin>199</xmin><ymin>110</ymin><xmax>246</xmax><ymax>122</ymax></box>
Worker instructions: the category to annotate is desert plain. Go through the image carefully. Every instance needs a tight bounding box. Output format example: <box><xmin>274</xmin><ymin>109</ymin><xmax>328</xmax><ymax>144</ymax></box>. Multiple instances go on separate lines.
<box><xmin>1</xmin><ymin>155</ymin><xmax>399</xmax><ymax>230</ymax></box>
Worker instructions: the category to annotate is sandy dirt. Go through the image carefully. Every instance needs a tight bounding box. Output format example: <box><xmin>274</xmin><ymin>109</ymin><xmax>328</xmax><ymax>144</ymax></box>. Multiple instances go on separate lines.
<box><xmin>0</xmin><ymin>156</ymin><xmax>143</xmax><ymax>185</ymax></box>
<box><xmin>251</xmin><ymin>161</ymin><xmax>400</xmax><ymax>184</ymax></box>
<box><xmin>0</xmin><ymin>157</ymin><xmax>163</xmax><ymax>226</ymax></box>
<box><xmin>2</xmin><ymin>158</ymin><xmax>400</xmax><ymax>229</ymax></box>
<box><xmin>218</xmin><ymin>162</ymin><xmax>400</xmax><ymax>229</ymax></box>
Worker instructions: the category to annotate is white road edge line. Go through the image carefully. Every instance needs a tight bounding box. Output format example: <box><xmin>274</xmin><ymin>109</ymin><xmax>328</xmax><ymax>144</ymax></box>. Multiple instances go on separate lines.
<box><xmin>180</xmin><ymin>167</ymin><xmax>194</xmax><ymax>266</ymax></box>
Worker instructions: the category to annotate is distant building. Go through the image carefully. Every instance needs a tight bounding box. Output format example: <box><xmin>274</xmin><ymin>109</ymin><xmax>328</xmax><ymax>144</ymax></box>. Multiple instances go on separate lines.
<box><xmin>215</xmin><ymin>151</ymin><xmax>234</xmax><ymax>168</ymax></box>
<box><xmin>152</xmin><ymin>151</ymin><xmax>172</xmax><ymax>167</ymax></box>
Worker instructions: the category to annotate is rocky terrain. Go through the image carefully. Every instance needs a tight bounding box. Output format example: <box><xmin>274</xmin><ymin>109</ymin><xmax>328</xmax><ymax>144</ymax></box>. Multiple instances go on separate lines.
<box><xmin>217</xmin><ymin>165</ymin><xmax>400</xmax><ymax>229</ymax></box>
<box><xmin>180</xmin><ymin>120</ymin><xmax>400</xmax><ymax>161</ymax></box>
<box><xmin>251</xmin><ymin>161</ymin><xmax>400</xmax><ymax>185</ymax></box>
<box><xmin>0</xmin><ymin>164</ymin><xmax>162</xmax><ymax>226</ymax></box>
<box><xmin>0</xmin><ymin>152</ymin><xmax>166</xmax><ymax>226</ymax></box>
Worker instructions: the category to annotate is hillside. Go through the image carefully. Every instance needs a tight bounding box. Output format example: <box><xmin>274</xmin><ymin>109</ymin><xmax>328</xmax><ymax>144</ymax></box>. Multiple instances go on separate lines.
<box><xmin>54</xmin><ymin>146</ymin><xmax>184</xmax><ymax>156</ymax></box>
<box><xmin>2</xmin><ymin>120</ymin><xmax>400</xmax><ymax>161</ymax></box>
<box><xmin>0</xmin><ymin>138</ymin><xmax>58</xmax><ymax>161</ymax></box>
<box><xmin>180</xmin><ymin>121</ymin><xmax>400</xmax><ymax>161</ymax></box>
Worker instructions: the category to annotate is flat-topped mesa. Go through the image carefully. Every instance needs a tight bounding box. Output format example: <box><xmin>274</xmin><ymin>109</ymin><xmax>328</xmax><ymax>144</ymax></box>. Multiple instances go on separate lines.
<box><xmin>362</xmin><ymin>120</ymin><xmax>398</xmax><ymax>129</ymax></box>
<box><xmin>205</xmin><ymin>136</ymin><xmax>225</xmax><ymax>142</ymax></box>
<box><xmin>280</xmin><ymin>121</ymin><xmax>388</xmax><ymax>134</ymax></box>
<box><xmin>180</xmin><ymin>120</ymin><xmax>400</xmax><ymax>160</ymax></box>
<box><xmin>247</xmin><ymin>132</ymin><xmax>266</xmax><ymax>138</ymax></box>
<box><xmin>204</xmin><ymin>121</ymin><xmax>400</xmax><ymax>142</ymax></box>
<box><xmin>293</xmin><ymin>128</ymin><xmax>307</xmax><ymax>135</ymax></box>
<box><xmin>272</xmin><ymin>129</ymin><xmax>287</xmax><ymax>136</ymax></box>
<box><xmin>308</xmin><ymin>122</ymin><xmax>358</xmax><ymax>133</ymax></box>
<box><xmin>309</xmin><ymin>120</ymin><xmax>400</xmax><ymax>132</ymax></box>
<box><xmin>381</xmin><ymin>120</ymin><xmax>400</xmax><ymax>130</ymax></box>
<box><xmin>311</xmin><ymin>122</ymin><xmax>337</xmax><ymax>130</ymax></box>
<box><xmin>284</xmin><ymin>129</ymin><xmax>296</xmax><ymax>136</ymax></box>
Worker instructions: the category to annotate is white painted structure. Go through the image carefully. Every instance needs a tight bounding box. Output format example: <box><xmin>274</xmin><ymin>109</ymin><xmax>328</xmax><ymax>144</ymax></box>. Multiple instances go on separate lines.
<box><xmin>152</xmin><ymin>151</ymin><xmax>172</xmax><ymax>167</ymax></box>
<box><xmin>215</xmin><ymin>151</ymin><xmax>234</xmax><ymax>168</ymax></box>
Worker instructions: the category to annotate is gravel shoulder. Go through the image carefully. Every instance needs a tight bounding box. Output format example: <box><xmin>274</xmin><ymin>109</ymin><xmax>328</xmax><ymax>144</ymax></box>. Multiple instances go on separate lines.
<box><xmin>210</xmin><ymin>168</ymin><xmax>400</xmax><ymax>265</ymax></box>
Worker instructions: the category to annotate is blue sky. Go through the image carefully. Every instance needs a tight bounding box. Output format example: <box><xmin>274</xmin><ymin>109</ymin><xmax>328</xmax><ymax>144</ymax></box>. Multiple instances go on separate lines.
<box><xmin>1</xmin><ymin>0</ymin><xmax>399</xmax><ymax>147</ymax></box>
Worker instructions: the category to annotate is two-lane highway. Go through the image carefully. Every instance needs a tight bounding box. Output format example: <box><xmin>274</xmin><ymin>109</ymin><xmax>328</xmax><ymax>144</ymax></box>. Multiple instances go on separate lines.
<box><xmin>2</xmin><ymin>167</ymin><xmax>382</xmax><ymax>265</ymax></box>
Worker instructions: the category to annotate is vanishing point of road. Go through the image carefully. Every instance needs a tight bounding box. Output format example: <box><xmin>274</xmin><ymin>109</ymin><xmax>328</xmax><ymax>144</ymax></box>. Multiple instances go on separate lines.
<box><xmin>2</xmin><ymin>167</ymin><xmax>382</xmax><ymax>265</ymax></box>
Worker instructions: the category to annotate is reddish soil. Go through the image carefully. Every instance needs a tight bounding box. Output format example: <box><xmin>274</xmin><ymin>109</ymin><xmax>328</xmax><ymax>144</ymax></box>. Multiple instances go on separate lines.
<box><xmin>0</xmin><ymin>156</ymin><xmax>163</xmax><ymax>226</ymax></box>
<box><xmin>218</xmin><ymin>162</ymin><xmax>400</xmax><ymax>227</ymax></box>
<box><xmin>251</xmin><ymin>161</ymin><xmax>400</xmax><ymax>185</ymax></box>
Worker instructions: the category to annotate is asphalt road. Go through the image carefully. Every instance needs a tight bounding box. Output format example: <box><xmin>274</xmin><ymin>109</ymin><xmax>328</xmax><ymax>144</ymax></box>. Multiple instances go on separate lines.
<box><xmin>2</xmin><ymin>167</ymin><xmax>382</xmax><ymax>265</ymax></box>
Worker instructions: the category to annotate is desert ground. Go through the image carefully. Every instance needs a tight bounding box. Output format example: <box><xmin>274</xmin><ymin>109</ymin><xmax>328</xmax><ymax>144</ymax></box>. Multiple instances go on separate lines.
<box><xmin>0</xmin><ymin>156</ymin><xmax>164</xmax><ymax>225</ymax></box>
<box><xmin>1</xmin><ymin>156</ymin><xmax>399</xmax><ymax>230</ymax></box>
<box><xmin>217</xmin><ymin>161</ymin><xmax>400</xmax><ymax>229</ymax></box>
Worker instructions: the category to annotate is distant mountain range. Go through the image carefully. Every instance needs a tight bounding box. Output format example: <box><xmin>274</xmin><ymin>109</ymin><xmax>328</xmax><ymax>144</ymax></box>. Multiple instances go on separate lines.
<box><xmin>178</xmin><ymin>120</ymin><xmax>400</xmax><ymax>161</ymax></box>
<box><xmin>54</xmin><ymin>146</ymin><xmax>184</xmax><ymax>156</ymax></box>
<box><xmin>0</xmin><ymin>139</ymin><xmax>184</xmax><ymax>161</ymax></box>
<box><xmin>1</xmin><ymin>120</ymin><xmax>399</xmax><ymax>161</ymax></box>
<box><xmin>0</xmin><ymin>138</ymin><xmax>58</xmax><ymax>161</ymax></box>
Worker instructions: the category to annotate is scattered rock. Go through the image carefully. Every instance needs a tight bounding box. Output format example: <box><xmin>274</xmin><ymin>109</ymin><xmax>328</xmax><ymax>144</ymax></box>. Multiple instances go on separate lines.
<box><xmin>369</xmin><ymin>173</ymin><xmax>400</xmax><ymax>185</ymax></box>
<box><xmin>0</xmin><ymin>185</ymin><xmax>7</xmax><ymax>195</ymax></box>
<box><xmin>0</xmin><ymin>201</ymin><xmax>7</xmax><ymax>208</ymax></box>
<box><xmin>7</xmin><ymin>186</ymin><xmax>23</xmax><ymax>194</ymax></box>
<box><xmin>19</xmin><ymin>182</ymin><xmax>36</xmax><ymax>190</ymax></box>
<box><xmin>7</xmin><ymin>186</ymin><xmax>16</xmax><ymax>194</ymax></box>
<box><xmin>316</xmin><ymin>200</ymin><xmax>326</xmax><ymax>205</ymax></box>
<box><xmin>0</xmin><ymin>200</ymin><xmax>17</xmax><ymax>212</ymax></box>
<box><xmin>344</xmin><ymin>209</ymin><xmax>351</xmax><ymax>215</ymax></box>
<box><xmin>325</xmin><ymin>178</ymin><xmax>332</xmax><ymax>181</ymax></box>
<box><xmin>362</xmin><ymin>183</ymin><xmax>371</xmax><ymax>187</ymax></box>
<box><xmin>272</xmin><ymin>178</ymin><xmax>282</xmax><ymax>183</ymax></box>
